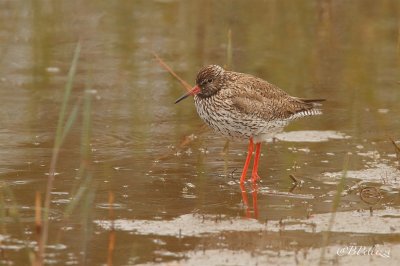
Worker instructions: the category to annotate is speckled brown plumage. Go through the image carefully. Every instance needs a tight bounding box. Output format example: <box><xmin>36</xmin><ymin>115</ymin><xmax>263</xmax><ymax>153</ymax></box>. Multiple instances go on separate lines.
<box><xmin>175</xmin><ymin>64</ymin><xmax>325</xmax><ymax>183</ymax></box>
<box><xmin>190</xmin><ymin>65</ymin><xmax>325</xmax><ymax>143</ymax></box>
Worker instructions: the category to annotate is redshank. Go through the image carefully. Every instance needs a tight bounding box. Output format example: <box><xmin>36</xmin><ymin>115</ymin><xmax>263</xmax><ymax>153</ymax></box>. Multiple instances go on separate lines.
<box><xmin>175</xmin><ymin>65</ymin><xmax>324</xmax><ymax>183</ymax></box>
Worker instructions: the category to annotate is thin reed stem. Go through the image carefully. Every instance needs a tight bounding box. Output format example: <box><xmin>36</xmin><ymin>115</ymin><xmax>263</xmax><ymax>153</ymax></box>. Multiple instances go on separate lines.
<box><xmin>38</xmin><ymin>42</ymin><xmax>81</xmax><ymax>265</ymax></box>
<box><xmin>319</xmin><ymin>154</ymin><xmax>348</xmax><ymax>265</ymax></box>
<box><xmin>152</xmin><ymin>52</ymin><xmax>192</xmax><ymax>91</ymax></box>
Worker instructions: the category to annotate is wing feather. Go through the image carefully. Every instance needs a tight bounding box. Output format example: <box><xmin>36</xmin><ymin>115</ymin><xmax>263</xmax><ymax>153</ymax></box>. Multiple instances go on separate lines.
<box><xmin>229</xmin><ymin>74</ymin><xmax>323</xmax><ymax>121</ymax></box>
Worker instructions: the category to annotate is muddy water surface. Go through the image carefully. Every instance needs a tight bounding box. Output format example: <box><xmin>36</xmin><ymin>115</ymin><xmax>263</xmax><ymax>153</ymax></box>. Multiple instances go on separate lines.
<box><xmin>0</xmin><ymin>1</ymin><xmax>400</xmax><ymax>265</ymax></box>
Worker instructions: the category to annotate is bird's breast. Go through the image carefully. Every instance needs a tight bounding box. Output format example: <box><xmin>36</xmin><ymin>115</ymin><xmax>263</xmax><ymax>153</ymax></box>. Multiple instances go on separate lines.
<box><xmin>193</xmin><ymin>95</ymin><xmax>282</xmax><ymax>141</ymax></box>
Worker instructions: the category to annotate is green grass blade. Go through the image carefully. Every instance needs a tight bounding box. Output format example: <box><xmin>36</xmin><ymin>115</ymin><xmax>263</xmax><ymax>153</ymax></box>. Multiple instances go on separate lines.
<box><xmin>54</xmin><ymin>42</ymin><xmax>81</xmax><ymax>149</ymax></box>
<box><xmin>59</xmin><ymin>100</ymin><xmax>81</xmax><ymax>146</ymax></box>
<box><xmin>63</xmin><ymin>174</ymin><xmax>93</xmax><ymax>218</ymax></box>
<box><xmin>64</xmin><ymin>89</ymin><xmax>92</xmax><ymax>218</ymax></box>
<box><xmin>39</xmin><ymin>41</ymin><xmax>81</xmax><ymax>265</ymax></box>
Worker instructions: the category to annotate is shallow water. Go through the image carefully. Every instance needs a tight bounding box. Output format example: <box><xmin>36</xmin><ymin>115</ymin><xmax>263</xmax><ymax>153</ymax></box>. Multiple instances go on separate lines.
<box><xmin>1</xmin><ymin>1</ymin><xmax>400</xmax><ymax>265</ymax></box>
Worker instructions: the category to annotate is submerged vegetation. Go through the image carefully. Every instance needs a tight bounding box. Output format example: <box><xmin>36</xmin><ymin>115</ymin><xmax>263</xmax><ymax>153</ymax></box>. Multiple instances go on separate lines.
<box><xmin>29</xmin><ymin>42</ymin><xmax>97</xmax><ymax>265</ymax></box>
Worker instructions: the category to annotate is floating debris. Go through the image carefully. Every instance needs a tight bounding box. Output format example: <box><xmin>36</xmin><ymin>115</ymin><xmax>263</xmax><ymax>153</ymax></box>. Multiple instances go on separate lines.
<box><xmin>324</xmin><ymin>164</ymin><xmax>400</xmax><ymax>188</ymax></box>
<box><xmin>45</xmin><ymin>66</ymin><xmax>60</xmax><ymax>73</ymax></box>
<box><xmin>378</xmin><ymin>109</ymin><xmax>389</xmax><ymax>114</ymax></box>
<box><xmin>95</xmin><ymin>208</ymin><xmax>400</xmax><ymax>236</ymax></box>
<box><xmin>275</xmin><ymin>130</ymin><xmax>350</xmax><ymax>142</ymax></box>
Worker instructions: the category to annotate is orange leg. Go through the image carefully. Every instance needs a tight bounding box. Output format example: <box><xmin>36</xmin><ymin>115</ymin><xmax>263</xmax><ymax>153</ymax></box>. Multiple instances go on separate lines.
<box><xmin>252</xmin><ymin>182</ymin><xmax>259</xmax><ymax>219</ymax></box>
<box><xmin>251</xmin><ymin>143</ymin><xmax>261</xmax><ymax>182</ymax></box>
<box><xmin>240</xmin><ymin>183</ymin><xmax>251</xmax><ymax>218</ymax></box>
<box><xmin>240</xmin><ymin>182</ymin><xmax>259</xmax><ymax>219</ymax></box>
<box><xmin>240</xmin><ymin>138</ymin><xmax>254</xmax><ymax>184</ymax></box>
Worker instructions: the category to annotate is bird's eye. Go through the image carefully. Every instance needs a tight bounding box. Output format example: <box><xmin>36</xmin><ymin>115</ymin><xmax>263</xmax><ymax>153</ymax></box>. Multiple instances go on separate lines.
<box><xmin>207</xmin><ymin>79</ymin><xmax>213</xmax><ymax>83</ymax></box>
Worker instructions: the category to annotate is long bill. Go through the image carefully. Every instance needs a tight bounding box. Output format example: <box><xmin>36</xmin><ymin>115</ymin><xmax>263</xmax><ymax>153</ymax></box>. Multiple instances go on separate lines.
<box><xmin>174</xmin><ymin>85</ymin><xmax>200</xmax><ymax>104</ymax></box>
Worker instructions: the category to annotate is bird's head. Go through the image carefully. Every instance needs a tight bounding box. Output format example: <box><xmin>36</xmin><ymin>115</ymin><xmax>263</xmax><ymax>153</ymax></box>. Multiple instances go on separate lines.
<box><xmin>175</xmin><ymin>65</ymin><xmax>225</xmax><ymax>104</ymax></box>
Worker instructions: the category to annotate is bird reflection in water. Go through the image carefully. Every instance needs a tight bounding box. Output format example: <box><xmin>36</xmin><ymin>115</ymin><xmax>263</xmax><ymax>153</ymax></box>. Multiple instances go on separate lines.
<box><xmin>240</xmin><ymin>183</ymin><xmax>259</xmax><ymax>219</ymax></box>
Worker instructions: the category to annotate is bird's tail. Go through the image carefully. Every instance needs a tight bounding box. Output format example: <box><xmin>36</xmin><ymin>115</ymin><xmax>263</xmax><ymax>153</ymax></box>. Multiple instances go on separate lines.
<box><xmin>289</xmin><ymin>97</ymin><xmax>326</xmax><ymax>120</ymax></box>
<box><xmin>300</xmin><ymin>98</ymin><xmax>326</xmax><ymax>107</ymax></box>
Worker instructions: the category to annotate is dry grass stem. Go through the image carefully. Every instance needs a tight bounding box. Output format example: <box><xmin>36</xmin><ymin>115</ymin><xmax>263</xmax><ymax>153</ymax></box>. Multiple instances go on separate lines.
<box><xmin>289</xmin><ymin>174</ymin><xmax>299</xmax><ymax>184</ymax></box>
<box><xmin>152</xmin><ymin>52</ymin><xmax>192</xmax><ymax>92</ymax></box>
